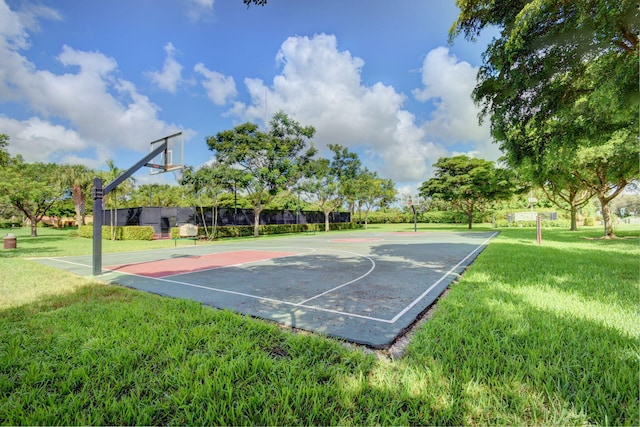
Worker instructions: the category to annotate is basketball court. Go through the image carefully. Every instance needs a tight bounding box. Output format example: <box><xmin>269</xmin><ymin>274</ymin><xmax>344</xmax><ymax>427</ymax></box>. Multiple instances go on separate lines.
<box><xmin>33</xmin><ymin>230</ymin><xmax>498</xmax><ymax>348</ymax></box>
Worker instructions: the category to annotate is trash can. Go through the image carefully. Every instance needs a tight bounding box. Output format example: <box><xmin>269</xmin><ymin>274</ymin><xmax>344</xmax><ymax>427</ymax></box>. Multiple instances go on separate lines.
<box><xmin>3</xmin><ymin>233</ymin><xmax>16</xmax><ymax>249</ymax></box>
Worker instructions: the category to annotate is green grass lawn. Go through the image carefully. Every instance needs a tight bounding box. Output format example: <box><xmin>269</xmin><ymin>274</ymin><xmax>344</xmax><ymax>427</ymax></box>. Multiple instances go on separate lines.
<box><xmin>0</xmin><ymin>224</ymin><xmax>638</xmax><ymax>425</ymax></box>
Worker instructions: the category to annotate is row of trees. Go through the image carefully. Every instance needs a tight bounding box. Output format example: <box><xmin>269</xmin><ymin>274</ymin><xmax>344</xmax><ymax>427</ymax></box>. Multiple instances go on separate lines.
<box><xmin>0</xmin><ymin>117</ymin><xmax>398</xmax><ymax>238</ymax></box>
<box><xmin>450</xmin><ymin>0</ymin><xmax>639</xmax><ymax>237</ymax></box>
<box><xmin>238</xmin><ymin>1</ymin><xmax>638</xmax><ymax>238</ymax></box>
<box><xmin>184</xmin><ymin>111</ymin><xmax>396</xmax><ymax>237</ymax></box>
<box><xmin>0</xmin><ymin>123</ymin><xmax>635</xmax><ymax>239</ymax></box>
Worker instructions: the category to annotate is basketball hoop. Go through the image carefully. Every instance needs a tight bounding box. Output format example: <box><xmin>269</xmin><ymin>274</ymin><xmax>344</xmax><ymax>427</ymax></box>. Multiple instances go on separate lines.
<box><xmin>172</xmin><ymin>167</ymin><xmax>185</xmax><ymax>183</ymax></box>
<box><xmin>148</xmin><ymin>132</ymin><xmax>184</xmax><ymax>175</ymax></box>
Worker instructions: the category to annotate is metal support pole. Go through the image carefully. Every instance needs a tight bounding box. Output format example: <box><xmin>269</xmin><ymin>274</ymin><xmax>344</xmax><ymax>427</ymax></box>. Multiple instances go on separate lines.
<box><xmin>92</xmin><ymin>178</ymin><xmax>103</xmax><ymax>275</ymax></box>
<box><xmin>91</xmin><ymin>139</ymin><xmax>169</xmax><ymax>276</ymax></box>
<box><xmin>412</xmin><ymin>205</ymin><xmax>417</xmax><ymax>232</ymax></box>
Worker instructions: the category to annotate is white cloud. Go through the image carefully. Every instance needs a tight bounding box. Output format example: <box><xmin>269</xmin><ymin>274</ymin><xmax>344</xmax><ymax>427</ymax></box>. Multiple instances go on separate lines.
<box><xmin>413</xmin><ymin>46</ymin><xmax>501</xmax><ymax>161</ymax></box>
<box><xmin>231</xmin><ymin>33</ymin><xmax>439</xmax><ymax>183</ymax></box>
<box><xmin>195</xmin><ymin>63</ymin><xmax>237</xmax><ymax>105</ymax></box>
<box><xmin>186</xmin><ymin>0</ymin><xmax>215</xmax><ymax>21</ymax></box>
<box><xmin>147</xmin><ymin>43</ymin><xmax>184</xmax><ymax>94</ymax></box>
<box><xmin>0</xmin><ymin>115</ymin><xmax>95</xmax><ymax>164</ymax></box>
<box><xmin>0</xmin><ymin>1</ymin><xmax>188</xmax><ymax>165</ymax></box>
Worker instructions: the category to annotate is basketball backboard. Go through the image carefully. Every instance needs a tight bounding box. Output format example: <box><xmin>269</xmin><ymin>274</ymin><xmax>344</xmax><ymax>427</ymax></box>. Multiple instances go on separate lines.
<box><xmin>148</xmin><ymin>132</ymin><xmax>184</xmax><ymax>175</ymax></box>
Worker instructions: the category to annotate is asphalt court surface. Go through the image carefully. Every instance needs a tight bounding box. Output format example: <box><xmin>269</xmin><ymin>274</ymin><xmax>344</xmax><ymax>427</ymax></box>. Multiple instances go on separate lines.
<box><xmin>34</xmin><ymin>230</ymin><xmax>499</xmax><ymax>347</ymax></box>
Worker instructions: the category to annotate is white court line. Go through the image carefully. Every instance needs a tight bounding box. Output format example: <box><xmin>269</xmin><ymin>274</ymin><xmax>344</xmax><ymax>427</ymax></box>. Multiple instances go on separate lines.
<box><xmin>40</xmin><ymin>257</ymin><xmax>92</xmax><ymax>268</ymax></box>
<box><xmin>297</xmin><ymin>249</ymin><xmax>376</xmax><ymax>305</ymax></box>
<box><xmin>161</xmin><ymin>249</ymin><xmax>316</xmax><ymax>279</ymax></box>
<box><xmin>112</xmin><ymin>268</ymin><xmax>393</xmax><ymax>323</ymax></box>
<box><xmin>388</xmin><ymin>231</ymin><xmax>498</xmax><ymax>323</ymax></box>
<box><xmin>37</xmin><ymin>232</ymin><xmax>497</xmax><ymax>325</ymax></box>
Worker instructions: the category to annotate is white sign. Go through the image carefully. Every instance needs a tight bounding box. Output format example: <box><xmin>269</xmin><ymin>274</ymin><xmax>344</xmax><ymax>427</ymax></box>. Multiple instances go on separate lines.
<box><xmin>514</xmin><ymin>212</ymin><xmax>538</xmax><ymax>222</ymax></box>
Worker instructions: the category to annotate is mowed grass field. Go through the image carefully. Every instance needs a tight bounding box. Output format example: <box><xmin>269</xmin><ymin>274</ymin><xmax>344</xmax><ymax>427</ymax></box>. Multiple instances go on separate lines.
<box><xmin>0</xmin><ymin>224</ymin><xmax>638</xmax><ymax>425</ymax></box>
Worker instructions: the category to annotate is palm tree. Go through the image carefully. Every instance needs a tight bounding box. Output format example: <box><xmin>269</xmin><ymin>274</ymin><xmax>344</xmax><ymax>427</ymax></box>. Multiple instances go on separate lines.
<box><xmin>62</xmin><ymin>165</ymin><xmax>94</xmax><ymax>226</ymax></box>
<box><xmin>102</xmin><ymin>160</ymin><xmax>135</xmax><ymax>240</ymax></box>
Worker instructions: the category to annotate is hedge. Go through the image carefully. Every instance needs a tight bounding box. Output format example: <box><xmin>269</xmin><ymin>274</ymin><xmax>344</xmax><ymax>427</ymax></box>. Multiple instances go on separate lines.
<box><xmin>359</xmin><ymin>210</ymin><xmax>489</xmax><ymax>225</ymax></box>
<box><xmin>171</xmin><ymin>222</ymin><xmax>361</xmax><ymax>240</ymax></box>
<box><xmin>493</xmin><ymin>219</ymin><xmax>571</xmax><ymax>228</ymax></box>
<box><xmin>0</xmin><ymin>221</ymin><xmax>22</xmax><ymax>228</ymax></box>
<box><xmin>77</xmin><ymin>225</ymin><xmax>154</xmax><ymax>240</ymax></box>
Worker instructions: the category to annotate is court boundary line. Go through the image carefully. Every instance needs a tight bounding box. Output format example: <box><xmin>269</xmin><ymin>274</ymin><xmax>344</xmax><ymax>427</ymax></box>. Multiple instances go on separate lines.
<box><xmin>389</xmin><ymin>231</ymin><xmax>498</xmax><ymax>323</ymax></box>
<box><xmin>34</xmin><ymin>232</ymin><xmax>498</xmax><ymax>326</ymax></box>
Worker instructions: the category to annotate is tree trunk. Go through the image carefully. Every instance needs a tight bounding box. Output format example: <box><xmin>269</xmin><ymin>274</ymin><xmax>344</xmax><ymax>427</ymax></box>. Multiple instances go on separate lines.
<box><xmin>199</xmin><ymin>206</ymin><xmax>210</xmax><ymax>239</ymax></box>
<box><xmin>30</xmin><ymin>216</ymin><xmax>38</xmax><ymax>237</ymax></box>
<box><xmin>253</xmin><ymin>207</ymin><xmax>261</xmax><ymax>237</ymax></box>
<box><xmin>212</xmin><ymin>197</ymin><xmax>218</xmax><ymax>239</ymax></box>
<box><xmin>467</xmin><ymin>211</ymin><xmax>473</xmax><ymax>229</ymax></box>
<box><xmin>324</xmin><ymin>210</ymin><xmax>330</xmax><ymax>232</ymax></box>
<box><xmin>599</xmin><ymin>195</ymin><xmax>616</xmax><ymax>239</ymax></box>
<box><xmin>72</xmin><ymin>184</ymin><xmax>85</xmax><ymax>226</ymax></box>
<box><xmin>569</xmin><ymin>204</ymin><xmax>578</xmax><ymax>231</ymax></box>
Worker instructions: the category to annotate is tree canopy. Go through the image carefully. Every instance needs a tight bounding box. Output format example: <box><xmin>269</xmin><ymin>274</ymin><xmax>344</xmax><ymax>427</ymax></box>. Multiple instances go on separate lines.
<box><xmin>420</xmin><ymin>155</ymin><xmax>515</xmax><ymax>229</ymax></box>
<box><xmin>0</xmin><ymin>134</ymin><xmax>9</xmax><ymax>167</ymax></box>
<box><xmin>0</xmin><ymin>158</ymin><xmax>68</xmax><ymax>236</ymax></box>
<box><xmin>206</xmin><ymin>111</ymin><xmax>316</xmax><ymax>236</ymax></box>
<box><xmin>450</xmin><ymin>0</ymin><xmax>639</xmax><ymax>237</ymax></box>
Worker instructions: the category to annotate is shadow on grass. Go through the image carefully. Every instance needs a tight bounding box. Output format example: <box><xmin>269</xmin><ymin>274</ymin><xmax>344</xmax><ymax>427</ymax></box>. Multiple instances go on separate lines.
<box><xmin>405</xmin><ymin>275</ymin><xmax>638</xmax><ymax>425</ymax></box>
<box><xmin>402</xmin><ymin>228</ymin><xmax>639</xmax><ymax>424</ymax></box>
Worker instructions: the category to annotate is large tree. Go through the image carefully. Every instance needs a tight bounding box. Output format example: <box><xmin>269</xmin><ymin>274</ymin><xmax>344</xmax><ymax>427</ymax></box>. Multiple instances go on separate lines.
<box><xmin>0</xmin><ymin>159</ymin><xmax>68</xmax><ymax>236</ymax></box>
<box><xmin>353</xmin><ymin>169</ymin><xmax>396</xmax><ymax>229</ymax></box>
<box><xmin>101</xmin><ymin>160</ymin><xmax>136</xmax><ymax>240</ymax></box>
<box><xmin>0</xmin><ymin>134</ymin><xmax>9</xmax><ymax>167</ymax></box>
<box><xmin>61</xmin><ymin>165</ymin><xmax>94</xmax><ymax>227</ymax></box>
<box><xmin>299</xmin><ymin>144</ymin><xmax>364</xmax><ymax>231</ymax></box>
<box><xmin>180</xmin><ymin>163</ymin><xmax>239</xmax><ymax>239</ymax></box>
<box><xmin>328</xmin><ymin>144</ymin><xmax>362</xmax><ymax>221</ymax></box>
<box><xmin>420</xmin><ymin>155</ymin><xmax>515</xmax><ymax>229</ymax></box>
<box><xmin>299</xmin><ymin>158</ymin><xmax>342</xmax><ymax>232</ymax></box>
<box><xmin>450</xmin><ymin>0</ymin><xmax>638</xmax><ymax>238</ymax></box>
<box><xmin>207</xmin><ymin>111</ymin><xmax>316</xmax><ymax>237</ymax></box>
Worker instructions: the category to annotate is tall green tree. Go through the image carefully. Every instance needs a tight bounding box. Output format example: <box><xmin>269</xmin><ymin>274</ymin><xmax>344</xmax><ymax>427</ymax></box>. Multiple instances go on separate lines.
<box><xmin>328</xmin><ymin>144</ymin><xmax>362</xmax><ymax>220</ymax></box>
<box><xmin>519</xmin><ymin>148</ymin><xmax>595</xmax><ymax>231</ymax></box>
<box><xmin>420</xmin><ymin>155</ymin><xmax>515</xmax><ymax>229</ymax></box>
<box><xmin>298</xmin><ymin>144</ymin><xmax>363</xmax><ymax>231</ymax></box>
<box><xmin>450</xmin><ymin>0</ymin><xmax>639</xmax><ymax>237</ymax></box>
<box><xmin>130</xmin><ymin>184</ymin><xmax>190</xmax><ymax>208</ymax></box>
<box><xmin>299</xmin><ymin>158</ymin><xmax>343</xmax><ymax>232</ymax></box>
<box><xmin>0</xmin><ymin>159</ymin><xmax>68</xmax><ymax>236</ymax></box>
<box><xmin>207</xmin><ymin>111</ymin><xmax>316</xmax><ymax>237</ymax></box>
<box><xmin>180</xmin><ymin>163</ymin><xmax>239</xmax><ymax>239</ymax></box>
<box><xmin>61</xmin><ymin>165</ymin><xmax>94</xmax><ymax>226</ymax></box>
<box><xmin>353</xmin><ymin>169</ymin><xmax>396</xmax><ymax>229</ymax></box>
<box><xmin>0</xmin><ymin>134</ymin><xmax>9</xmax><ymax>167</ymax></box>
<box><xmin>101</xmin><ymin>160</ymin><xmax>136</xmax><ymax>240</ymax></box>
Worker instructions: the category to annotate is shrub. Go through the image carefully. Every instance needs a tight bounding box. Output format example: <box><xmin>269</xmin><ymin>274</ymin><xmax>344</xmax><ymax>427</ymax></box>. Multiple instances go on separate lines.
<box><xmin>583</xmin><ymin>217</ymin><xmax>595</xmax><ymax>226</ymax></box>
<box><xmin>0</xmin><ymin>221</ymin><xmax>22</xmax><ymax>228</ymax></box>
<box><xmin>494</xmin><ymin>219</ymin><xmax>571</xmax><ymax>228</ymax></box>
<box><xmin>121</xmin><ymin>226</ymin><xmax>154</xmax><ymax>241</ymax></box>
<box><xmin>78</xmin><ymin>225</ymin><xmax>92</xmax><ymax>238</ymax></box>
<box><xmin>78</xmin><ymin>225</ymin><xmax>154</xmax><ymax>240</ymax></box>
<box><xmin>172</xmin><ymin>222</ymin><xmax>361</xmax><ymax>240</ymax></box>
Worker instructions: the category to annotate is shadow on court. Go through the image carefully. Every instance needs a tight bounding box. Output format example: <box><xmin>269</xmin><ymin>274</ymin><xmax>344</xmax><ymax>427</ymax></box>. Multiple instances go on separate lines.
<box><xmin>32</xmin><ymin>231</ymin><xmax>498</xmax><ymax>348</ymax></box>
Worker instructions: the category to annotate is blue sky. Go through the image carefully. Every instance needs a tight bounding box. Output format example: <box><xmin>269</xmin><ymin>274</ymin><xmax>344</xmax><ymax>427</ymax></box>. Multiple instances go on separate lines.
<box><xmin>0</xmin><ymin>0</ymin><xmax>500</xmax><ymax>194</ymax></box>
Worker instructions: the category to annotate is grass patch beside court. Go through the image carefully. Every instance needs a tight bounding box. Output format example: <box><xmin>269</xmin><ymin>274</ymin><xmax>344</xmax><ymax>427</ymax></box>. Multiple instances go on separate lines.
<box><xmin>0</xmin><ymin>225</ymin><xmax>638</xmax><ymax>425</ymax></box>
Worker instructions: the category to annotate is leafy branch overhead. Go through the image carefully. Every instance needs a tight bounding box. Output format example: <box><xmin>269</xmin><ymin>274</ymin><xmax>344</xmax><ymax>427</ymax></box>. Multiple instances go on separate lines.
<box><xmin>450</xmin><ymin>0</ymin><xmax>639</xmax><ymax>237</ymax></box>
